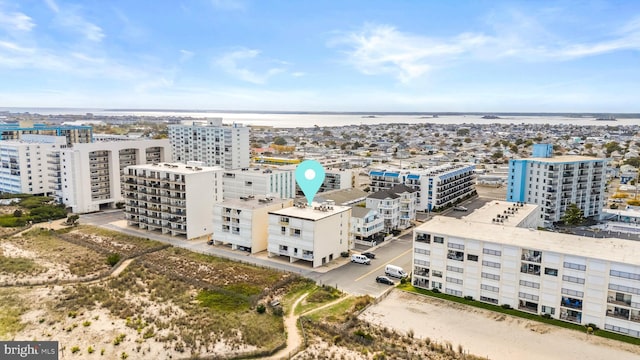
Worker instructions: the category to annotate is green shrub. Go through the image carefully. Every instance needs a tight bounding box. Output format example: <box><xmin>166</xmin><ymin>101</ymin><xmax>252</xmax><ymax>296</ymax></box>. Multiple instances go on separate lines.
<box><xmin>13</xmin><ymin>209</ymin><xmax>22</xmax><ymax>217</ymax></box>
<box><xmin>71</xmin><ymin>346</ymin><xmax>80</xmax><ymax>354</ymax></box>
<box><xmin>107</xmin><ymin>253</ymin><xmax>121</xmax><ymax>267</ymax></box>
<box><xmin>501</xmin><ymin>304</ymin><xmax>512</xmax><ymax>309</ymax></box>
<box><xmin>256</xmin><ymin>303</ymin><xmax>266</xmax><ymax>314</ymax></box>
<box><xmin>113</xmin><ymin>334</ymin><xmax>126</xmax><ymax>345</ymax></box>
<box><xmin>88</xmin><ymin>346</ymin><xmax>94</xmax><ymax>354</ymax></box>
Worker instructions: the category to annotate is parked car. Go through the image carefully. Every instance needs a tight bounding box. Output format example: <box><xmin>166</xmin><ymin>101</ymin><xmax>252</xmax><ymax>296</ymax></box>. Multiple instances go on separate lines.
<box><xmin>385</xmin><ymin>264</ymin><xmax>408</xmax><ymax>278</ymax></box>
<box><xmin>453</xmin><ymin>206</ymin><xmax>468</xmax><ymax>211</ymax></box>
<box><xmin>351</xmin><ymin>254</ymin><xmax>371</xmax><ymax>265</ymax></box>
<box><xmin>207</xmin><ymin>239</ymin><xmax>214</xmax><ymax>245</ymax></box>
<box><xmin>361</xmin><ymin>252</ymin><xmax>376</xmax><ymax>259</ymax></box>
<box><xmin>375</xmin><ymin>275</ymin><xmax>395</xmax><ymax>285</ymax></box>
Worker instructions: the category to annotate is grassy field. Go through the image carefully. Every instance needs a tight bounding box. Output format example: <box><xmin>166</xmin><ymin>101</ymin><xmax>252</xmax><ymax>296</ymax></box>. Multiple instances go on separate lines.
<box><xmin>0</xmin><ymin>289</ymin><xmax>28</xmax><ymax>339</ymax></box>
<box><xmin>7</xmin><ymin>228</ymin><xmax>110</xmax><ymax>277</ymax></box>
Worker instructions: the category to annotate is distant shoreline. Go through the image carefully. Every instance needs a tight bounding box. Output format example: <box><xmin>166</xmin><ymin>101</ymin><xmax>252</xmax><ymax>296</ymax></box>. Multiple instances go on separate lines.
<box><xmin>1</xmin><ymin>107</ymin><xmax>639</xmax><ymax>118</ymax></box>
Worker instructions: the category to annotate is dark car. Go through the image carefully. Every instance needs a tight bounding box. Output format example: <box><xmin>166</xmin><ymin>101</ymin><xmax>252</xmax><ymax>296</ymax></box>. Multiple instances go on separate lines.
<box><xmin>375</xmin><ymin>275</ymin><xmax>395</xmax><ymax>285</ymax></box>
<box><xmin>362</xmin><ymin>252</ymin><xmax>376</xmax><ymax>259</ymax></box>
<box><xmin>207</xmin><ymin>239</ymin><xmax>214</xmax><ymax>245</ymax></box>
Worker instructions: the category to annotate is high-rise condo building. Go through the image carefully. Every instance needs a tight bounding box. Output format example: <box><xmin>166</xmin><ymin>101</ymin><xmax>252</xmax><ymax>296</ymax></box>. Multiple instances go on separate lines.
<box><xmin>506</xmin><ymin>144</ymin><xmax>607</xmax><ymax>226</ymax></box>
<box><xmin>168</xmin><ymin>118</ymin><xmax>250</xmax><ymax>170</ymax></box>
<box><xmin>369</xmin><ymin>164</ymin><xmax>476</xmax><ymax>212</ymax></box>
<box><xmin>0</xmin><ymin>123</ymin><xmax>92</xmax><ymax>146</ymax></box>
<box><xmin>124</xmin><ymin>162</ymin><xmax>223</xmax><ymax>240</ymax></box>
<box><xmin>0</xmin><ymin>135</ymin><xmax>67</xmax><ymax>196</ymax></box>
<box><xmin>60</xmin><ymin>140</ymin><xmax>170</xmax><ymax>213</ymax></box>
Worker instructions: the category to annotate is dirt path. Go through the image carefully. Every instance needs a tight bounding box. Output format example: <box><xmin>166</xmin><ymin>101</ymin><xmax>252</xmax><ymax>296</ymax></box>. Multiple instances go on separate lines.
<box><xmin>266</xmin><ymin>293</ymin><xmax>352</xmax><ymax>360</ymax></box>
<box><xmin>264</xmin><ymin>293</ymin><xmax>309</xmax><ymax>360</ymax></box>
<box><xmin>110</xmin><ymin>259</ymin><xmax>134</xmax><ymax>278</ymax></box>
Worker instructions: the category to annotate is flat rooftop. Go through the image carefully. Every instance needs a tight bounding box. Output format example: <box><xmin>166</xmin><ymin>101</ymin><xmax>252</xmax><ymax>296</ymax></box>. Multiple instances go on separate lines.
<box><xmin>269</xmin><ymin>201</ymin><xmax>351</xmax><ymax>221</ymax></box>
<box><xmin>128</xmin><ymin>162</ymin><xmax>221</xmax><ymax>174</ymax></box>
<box><xmin>462</xmin><ymin>200</ymin><xmax>538</xmax><ymax>227</ymax></box>
<box><xmin>219</xmin><ymin>196</ymin><xmax>291</xmax><ymax>210</ymax></box>
<box><xmin>525</xmin><ymin>155</ymin><xmax>604</xmax><ymax>163</ymax></box>
<box><xmin>417</xmin><ymin>216</ymin><xmax>640</xmax><ymax>266</ymax></box>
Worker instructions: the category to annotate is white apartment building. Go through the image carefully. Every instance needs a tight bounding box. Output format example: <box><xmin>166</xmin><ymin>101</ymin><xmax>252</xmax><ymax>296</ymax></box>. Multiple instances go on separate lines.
<box><xmin>267</xmin><ymin>201</ymin><xmax>351</xmax><ymax>268</ymax></box>
<box><xmin>222</xmin><ymin>167</ymin><xmax>295</xmax><ymax>200</ymax></box>
<box><xmin>213</xmin><ymin>196</ymin><xmax>293</xmax><ymax>253</ymax></box>
<box><xmin>412</xmin><ymin>201</ymin><xmax>640</xmax><ymax>339</ymax></box>
<box><xmin>124</xmin><ymin>162</ymin><xmax>223</xmax><ymax>240</ymax></box>
<box><xmin>320</xmin><ymin>169</ymin><xmax>354</xmax><ymax>192</ymax></box>
<box><xmin>366</xmin><ymin>184</ymin><xmax>418</xmax><ymax>231</ymax></box>
<box><xmin>507</xmin><ymin>155</ymin><xmax>607</xmax><ymax>226</ymax></box>
<box><xmin>168</xmin><ymin>118</ymin><xmax>250</xmax><ymax>170</ymax></box>
<box><xmin>60</xmin><ymin>140</ymin><xmax>170</xmax><ymax>213</ymax></box>
<box><xmin>0</xmin><ymin>135</ymin><xmax>67</xmax><ymax>196</ymax></box>
<box><xmin>351</xmin><ymin>207</ymin><xmax>385</xmax><ymax>246</ymax></box>
<box><xmin>369</xmin><ymin>163</ymin><xmax>476</xmax><ymax>211</ymax></box>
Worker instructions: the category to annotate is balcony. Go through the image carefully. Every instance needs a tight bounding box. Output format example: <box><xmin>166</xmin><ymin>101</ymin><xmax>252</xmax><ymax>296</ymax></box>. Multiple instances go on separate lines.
<box><xmin>606</xmin><ymin>306</ymin><xmax>630</xmax><ymax>321</ymax></box>
<box><xmin>447</xmin><ymin>250</ymin><xmax>464</xmax><ymax>262</ymax></box>
<box><xmin>520</xmin><ymin>263</ymin><xmax>540</xmax><ymax>276</ymax></box>
<box><xmin>561</xmin><ymin>297</ymin><xmax>583</xmax><ymax>310</ymax></box>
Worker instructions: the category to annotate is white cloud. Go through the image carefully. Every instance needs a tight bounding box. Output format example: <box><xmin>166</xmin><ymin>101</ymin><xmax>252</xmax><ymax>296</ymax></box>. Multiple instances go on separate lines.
<box><xmin>211</xmin><ymin>0</ymin><xmax>245</xmax><ymax>11</ymax></box>
<box><xmin>0</xmin><ymin>40</ymin><xmax>34</xmax><ymax>53</ymax></box>
<box><xmin>332</xmin><ymin>16</ymin><xmax>640</xmax><ymax>83</ymax></box>
<box><xmin>44</xmin><ymin>0</ymin><xmax>60</xmax><ymax>13</ymax></box>
<box><xmin>331</xmin><ymin>24</ymin><xmax>487</xmax><ymax>83</ymax></box>
<box><xmin>216</xmin><ymin>49</ymin><xmax>285</xmax><ymax>84</ymax></box>
<box><xmin>179</xmin><ymin>50</ymin><xmax>194</xmax><ymax>63</ymax></box>
<box><xmin>0</xmin><ymin>10</ymin><xmax>35</xmax><ymax>31</ymax></box>
<box><xmin>42</xmin><ymin>1</ymin><xmax>105</xmax><ymax>42</ymax></box>
<box><xmin>59</xmin><ymin>12</ymin><xmax>104</xmax><ymax>42</ymax></box>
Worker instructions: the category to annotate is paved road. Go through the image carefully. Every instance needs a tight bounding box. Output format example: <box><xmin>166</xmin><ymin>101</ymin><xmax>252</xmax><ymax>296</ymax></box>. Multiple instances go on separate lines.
<box><xmin>311</xmin><ymin>233</ymin><xmax>414</xmax><ymax>296</ymax></box>
<box><xmin>80</xmin><ymin>210</ymin><xmax>414</xmax><ymax>298</ymax></box>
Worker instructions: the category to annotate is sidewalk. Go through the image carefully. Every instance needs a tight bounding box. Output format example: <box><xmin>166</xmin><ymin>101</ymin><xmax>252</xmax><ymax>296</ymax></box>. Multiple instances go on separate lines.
<box><xmin>80</xmin><ymin>214</ymin><xmax>411</xmax><ymax>276</ymax></box>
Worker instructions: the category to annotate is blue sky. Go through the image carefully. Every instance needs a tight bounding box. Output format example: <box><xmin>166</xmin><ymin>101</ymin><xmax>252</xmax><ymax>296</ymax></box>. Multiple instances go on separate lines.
<box><xmin>0</xmin><ymin>0</ymin><xmax>639</xmax><ymax>112</ymax></box>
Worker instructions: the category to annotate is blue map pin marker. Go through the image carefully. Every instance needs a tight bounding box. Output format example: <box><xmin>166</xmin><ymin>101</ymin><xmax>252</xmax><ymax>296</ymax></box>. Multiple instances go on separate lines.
<box><xmin>295</xmin><ymin>160</ymin><xmax>326</xmax><ymax>206</ymax></box>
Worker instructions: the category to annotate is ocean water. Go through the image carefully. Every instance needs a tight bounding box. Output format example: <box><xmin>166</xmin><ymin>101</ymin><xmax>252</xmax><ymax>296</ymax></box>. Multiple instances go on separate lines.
<box><xmin>1</xmin><ymin>108</ymin><xmax>638</xmax><ymax>128</ymax></box>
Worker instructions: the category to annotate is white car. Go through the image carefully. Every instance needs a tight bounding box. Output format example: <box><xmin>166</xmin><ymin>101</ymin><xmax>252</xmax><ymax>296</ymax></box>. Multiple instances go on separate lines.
<box><xmin>453</xmin><ymin>206</ymin><xmax>468</xmax><ymax>211</ymax></box>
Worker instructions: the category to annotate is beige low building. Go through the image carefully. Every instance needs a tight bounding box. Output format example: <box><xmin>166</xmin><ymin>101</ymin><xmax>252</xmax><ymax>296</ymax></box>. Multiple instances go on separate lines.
<box><xmin>213</xmin><ymin>196</ymin><xmax>293</xmax><ymax>253</ymax></box>
<box><xmin>267</xmin><ymin>200</ymin><xmax>351</xmax><ymax>268</ymax></box>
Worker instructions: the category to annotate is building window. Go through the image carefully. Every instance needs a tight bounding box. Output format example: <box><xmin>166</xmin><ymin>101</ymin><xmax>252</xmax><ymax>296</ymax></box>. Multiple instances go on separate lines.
<box><xmin>467</xmin><ymin>254</ymin><xmax>478</xmax><ymax>262</ymax></box>
<box><xmin>432</xmin><ymin>270</ymin><xmax>442</xmax><ymax>278</ymax></box>
<box><xmin>483</xmin><ymin>248</ymin><xmax>502</xmax><ymax>256</ymax></box>
<box><xmin>544</xmin><ymin>268</ymin><xmax>558</xmax><ymax>276</ymax></box>
<box><xmin>482</xmin><ymin>260</ymin><xmax>501</xmax><ymax>269</ymax></box>
<box><xmin>481</xmin><ymin>272</ymin><xmax>500</xmax><ymax>281</ymax></box>
<box><xmin>433</xmin><ymin>236</ymin><xmax>444</xmax><ymax>244</ymax></box>
<box><xmin>562</xmin><ymin>275</ymin><xmax>585</xmax><ymax>284</ymax></box>
<box><xmin>563</xmin><ymin>262</ymin><xmax>586</xmax><ymax>271</ymax></box>
<box><xmin>541</xmin><ymin>306</ymin><xmax>555</xmax><ymax>315</ymax></box>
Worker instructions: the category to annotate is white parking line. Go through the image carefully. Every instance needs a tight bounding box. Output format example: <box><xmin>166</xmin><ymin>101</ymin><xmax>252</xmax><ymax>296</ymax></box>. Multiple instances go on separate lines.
<box><xmin>354</xmin><ymin>248</ymin><xmax>412</xmax><ymax>282</ymax></box>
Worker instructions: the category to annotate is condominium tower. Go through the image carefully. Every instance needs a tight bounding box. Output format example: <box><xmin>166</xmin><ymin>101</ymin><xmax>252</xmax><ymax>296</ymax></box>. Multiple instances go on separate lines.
<box><xmin>369</xmin><ymin>163</ymin><xmax>476</xmax><ymax>211</ymax></box>
<box><xmin>168</xmin><ymin>118</ymin><xmax>250</xmax><ymax>170</ymax></box>
<box><xmin>507</xmin><ymin>145</ymin><xmax>607</xmax><ymax>226</ymax></box>
<box><xmin>61</xmin><ymin>140</ymin><xmax>170</xmax><ymax>213</ymax></box>
<box><xmin>124</xmin><ymin>162</ymin><xmax>223</xmax><ymax>240</ymax></box>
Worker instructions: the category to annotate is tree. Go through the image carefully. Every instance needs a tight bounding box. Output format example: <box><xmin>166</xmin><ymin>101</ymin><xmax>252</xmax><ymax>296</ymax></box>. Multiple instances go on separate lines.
<box><xmin>13</xmin><ymin>209</ymin><xmax>22</xmax><ymax>217</ymax></box>
<box><xmin>561</xmin><ymin>203</ymin><xmax>585</xmax><ymax>226</ymax></box>
<box><xmin>491</xmin><ymin>151</ymin><xmax>504</xmax><ymax>159</ymax></box>
<box><xmin>66</xmin><ymin>214</ymin><xmax>80</xmax><ymax>225</ymax></box>
<box><xmin>273</xmin><ymin>137</ymin><xmax>287</xmax><ymax>146</ymax></box>
<box><xmin>624</xmin><ymin>157</ymin><xmax>640</xmax><ymax>168</ymax></box>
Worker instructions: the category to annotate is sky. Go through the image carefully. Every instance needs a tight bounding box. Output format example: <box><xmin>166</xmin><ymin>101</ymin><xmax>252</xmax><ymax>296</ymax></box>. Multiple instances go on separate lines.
<box><xmin>0</xmin><ymin>0</ymin><xmax>639</xmax><ymax>112</ymax></box>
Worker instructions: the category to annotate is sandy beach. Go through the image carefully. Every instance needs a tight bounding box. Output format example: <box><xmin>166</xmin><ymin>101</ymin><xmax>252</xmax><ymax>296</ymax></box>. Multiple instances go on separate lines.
<box><xmin>360</xmin><ymin>290</ymin><xmax>640</xmax><ymax>360</ymax></box>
